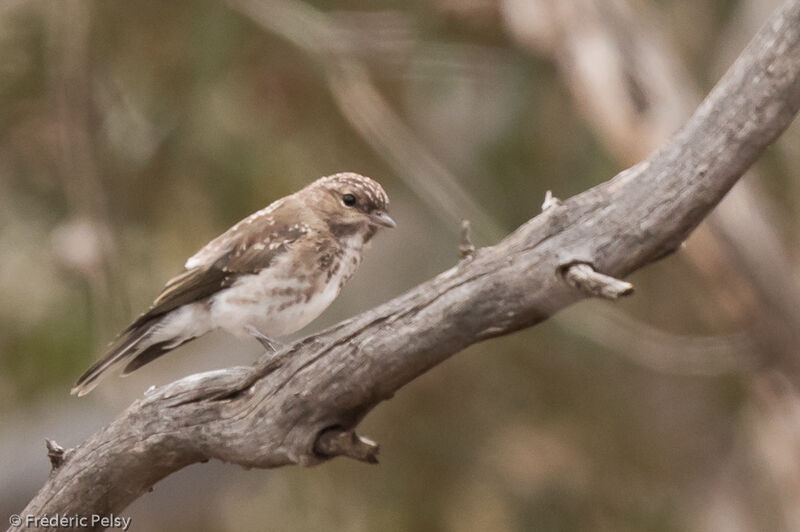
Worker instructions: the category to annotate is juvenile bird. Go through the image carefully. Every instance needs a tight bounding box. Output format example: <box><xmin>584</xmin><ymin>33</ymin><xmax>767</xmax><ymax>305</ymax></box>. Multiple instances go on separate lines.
<box><xmin>72</xmin><ymin>173</ymin><xmax>395</xmax><ymax>396</ymax></box>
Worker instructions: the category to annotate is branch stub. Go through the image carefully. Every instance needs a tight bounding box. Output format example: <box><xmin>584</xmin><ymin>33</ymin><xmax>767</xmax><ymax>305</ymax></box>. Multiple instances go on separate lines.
<box><xmin>314</xmin><ymin>427</ymin><xmax>380</xmax><ymax>464</ymax></box>
<box><xmin>45</xmin><ymin>439</ymin><xmax>66</xmax><ymax>470</ymax></box>
<box><xmin>562</xmin><ymin>262</ymin><xmax>634</xmax><ymax>299</ymax></box>
<box><xmin>459</xmin><ymin>219</ymin><xmax>476</xmax><ymax>261</ymax></box>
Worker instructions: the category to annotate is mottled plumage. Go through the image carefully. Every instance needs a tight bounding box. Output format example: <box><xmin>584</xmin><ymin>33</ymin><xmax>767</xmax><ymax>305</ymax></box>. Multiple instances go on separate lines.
<box><xmin>72</xmin><ymin>173</ymin><xmax>395</xmax><ymax>396</ymax></box>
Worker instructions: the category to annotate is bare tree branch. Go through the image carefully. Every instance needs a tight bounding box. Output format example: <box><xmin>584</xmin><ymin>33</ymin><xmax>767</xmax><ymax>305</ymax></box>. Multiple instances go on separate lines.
<box><xmin>498</xmin><ymin>3</ymin><xmax>800</xmax><ymax>527</ymax></box>
<box><xmin>501</xmin><ymin>0</ymin><xmax>800</xmax><ymax>365</ymax></box>
<box><xmin>11</xmin><ymin>0</ymin><xmax>800</xmax><ymax>528</ymax></box>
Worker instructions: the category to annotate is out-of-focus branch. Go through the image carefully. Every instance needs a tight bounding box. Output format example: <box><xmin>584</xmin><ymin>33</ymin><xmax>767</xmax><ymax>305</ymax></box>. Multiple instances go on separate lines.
<box><xmin>502</xmin><ymin>0</ymin><xmax>689</xmax><ymax>159</ymax></box>
<box><xmin>45</xmin><ymin>0</ymin><xmax>121</xmax><ymax>340</ymax></box>
<box><xmin>748</xmin><ymin>372</ymin><xmax>800</xmax><ymax>531</ymax></box>
<box><xmin>559</xmin><ymin>304</ymin><xmax>758</xmax><ymax>376</ymax></box>
<box><xmin>500</xmin><ymin>0</ymin><xmax>800</xmax><ymax>367</ymax></box>
<box><xmin>11</xmin><ymin>1</ymin><xmax>800</xmax><ymax>524</ymax></box>
<box><xmin>228</xmin><ymin>0</ymin><xmax>505</xmax><ymax>241</ymax></box>
<box><xmin>499</xmin><ymin>2</ymin><xmax>800</xmax><ymax>529</ymax></box>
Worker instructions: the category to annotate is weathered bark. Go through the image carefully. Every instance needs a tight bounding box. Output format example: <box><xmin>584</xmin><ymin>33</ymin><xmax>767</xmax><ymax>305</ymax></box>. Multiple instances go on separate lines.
<box><xmin>11</xmin><ymin>0</ymin><xmax>800</xmax><ymax>528</ymax></box>
<box><xmin>501</xmin><ymin>0</ymin><xmax>800</xmax><ymax>369</ymax></box>
<box><xmin>499</xmin><ymin>2</ymin><xmax>800</xmax><ymax>527</ymax></box>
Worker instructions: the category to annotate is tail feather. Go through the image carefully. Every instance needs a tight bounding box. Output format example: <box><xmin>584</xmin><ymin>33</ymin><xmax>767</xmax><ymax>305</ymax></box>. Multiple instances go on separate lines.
<box><xmin>71</xmin><ymin>320</ymin><xmax>156</xmax><ymax>396</ymax></box>
<box><xmin>121</xmin><ymin>337</ymin><xmax>195</xmax><ymax>375</ymax></box>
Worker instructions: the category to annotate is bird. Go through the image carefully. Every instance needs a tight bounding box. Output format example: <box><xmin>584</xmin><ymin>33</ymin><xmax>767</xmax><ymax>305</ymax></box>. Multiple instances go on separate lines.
<box><xmin>71</xmin><ymin>172</ymin><xmax>396</xmax><ymax>396</ymax></box>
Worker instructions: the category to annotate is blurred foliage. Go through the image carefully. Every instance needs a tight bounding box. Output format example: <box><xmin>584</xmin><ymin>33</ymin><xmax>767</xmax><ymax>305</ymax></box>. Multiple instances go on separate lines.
<box><xmin>0</xmin><ymin>0</ymin><xmax>798</xmax><ymax>531</ymax></box>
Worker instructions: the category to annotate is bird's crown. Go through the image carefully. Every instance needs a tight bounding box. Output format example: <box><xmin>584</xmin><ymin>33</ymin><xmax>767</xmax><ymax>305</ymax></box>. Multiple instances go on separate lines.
<box><xmin>310</xmin><ymin>172</ymin><xmax>390</xmax><ymax>212</ymax></box>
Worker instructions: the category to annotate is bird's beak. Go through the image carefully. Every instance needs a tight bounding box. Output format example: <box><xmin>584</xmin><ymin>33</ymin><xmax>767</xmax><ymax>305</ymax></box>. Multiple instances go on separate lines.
<box><xmin>369</xmin><ymin>212</ymin><xmax>397</xmax><ymax>228</ymax></box>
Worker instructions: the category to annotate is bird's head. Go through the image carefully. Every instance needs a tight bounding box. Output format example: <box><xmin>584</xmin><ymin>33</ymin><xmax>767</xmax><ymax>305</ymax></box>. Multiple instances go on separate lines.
<box><xmin>306</xmin><ymin>173</ymin><xmax>396</xmax><ymax>237</ymax></box>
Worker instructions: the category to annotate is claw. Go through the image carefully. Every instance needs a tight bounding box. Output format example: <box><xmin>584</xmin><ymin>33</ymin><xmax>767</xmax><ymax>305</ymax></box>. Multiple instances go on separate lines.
<box><xmin>246</xmin><ymin>325</ymin><xmax>284</xmax><ymax>353</ymax></box>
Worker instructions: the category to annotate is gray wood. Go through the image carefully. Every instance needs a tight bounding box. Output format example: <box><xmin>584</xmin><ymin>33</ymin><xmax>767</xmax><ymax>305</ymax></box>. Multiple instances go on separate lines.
<box><xmin>10</xmin><ymin>0</ymin><xmax>800</xmax><ymax>528</ymax></box>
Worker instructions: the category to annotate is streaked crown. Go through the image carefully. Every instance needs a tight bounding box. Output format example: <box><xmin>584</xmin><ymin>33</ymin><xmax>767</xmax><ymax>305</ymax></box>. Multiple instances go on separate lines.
<box><xmin>313</xmin><ymin>172</ymin><xmax>390</xmax><ymax>211</ymax></box>
<box><xmin>301</xmin><ymin>172</ymin><xmax>395</xmax><ymax>233</ymax></box>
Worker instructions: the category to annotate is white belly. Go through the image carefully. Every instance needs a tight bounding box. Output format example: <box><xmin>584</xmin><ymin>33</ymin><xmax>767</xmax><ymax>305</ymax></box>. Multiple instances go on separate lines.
<box><xmin>208</xmin><ymin>240</ymin><xmax>364</xmax><ymax>338</ymax></box>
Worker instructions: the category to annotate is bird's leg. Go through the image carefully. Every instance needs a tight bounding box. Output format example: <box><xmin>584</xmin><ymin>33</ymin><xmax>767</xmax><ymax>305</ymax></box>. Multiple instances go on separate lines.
<box><xmin>246</xmin><ymin>325</ymin><xmax>284</xmax><ymax>353</ymax></box>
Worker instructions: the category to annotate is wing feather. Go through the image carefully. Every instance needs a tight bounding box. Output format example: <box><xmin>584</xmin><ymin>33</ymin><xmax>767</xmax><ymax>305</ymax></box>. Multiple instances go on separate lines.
<box><xmin>125</xmin><ymin>224</ymin><xmax>307</xmax><ymax>331</ymax></box>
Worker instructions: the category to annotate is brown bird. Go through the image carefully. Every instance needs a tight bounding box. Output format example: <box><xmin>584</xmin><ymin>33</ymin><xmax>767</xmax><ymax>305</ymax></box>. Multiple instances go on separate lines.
<box><xmin>72</xmin><ymin>173</ymin><xmax>395</xmax><ymax>396</ymax></box>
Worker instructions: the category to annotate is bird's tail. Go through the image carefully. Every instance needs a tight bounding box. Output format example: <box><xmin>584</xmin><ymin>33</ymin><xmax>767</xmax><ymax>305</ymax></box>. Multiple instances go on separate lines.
<box><xmin>71</xmin><ymin>319</ymin><xmax>194</xmax><ymax>397</ymax></box>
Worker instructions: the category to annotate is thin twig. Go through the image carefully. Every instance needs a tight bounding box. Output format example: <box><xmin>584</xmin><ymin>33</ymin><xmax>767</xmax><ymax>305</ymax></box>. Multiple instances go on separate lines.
<box><xmin>458</xmin><ymin>219</ymin><xmax>476</xmax><ymax>261</ymax></box>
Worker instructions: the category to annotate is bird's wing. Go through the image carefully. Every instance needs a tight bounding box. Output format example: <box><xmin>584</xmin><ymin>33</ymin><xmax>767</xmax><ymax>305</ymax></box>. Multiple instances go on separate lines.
<box><xmin>124</xmin><ymin>222</ymin><xmax>308</xmax><ymax>332</ymax></box>
<box><xmin>184</xmin><ymin>198</ymin><xmax>288</xmax><ymax>269</ymax></box>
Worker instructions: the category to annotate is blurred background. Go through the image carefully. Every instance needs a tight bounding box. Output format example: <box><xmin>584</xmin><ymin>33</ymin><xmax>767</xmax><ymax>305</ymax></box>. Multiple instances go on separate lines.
<box><xmin>1</xmin><ymin>0</ymin><xmax>799</xmax><ymax>530</ymax></box>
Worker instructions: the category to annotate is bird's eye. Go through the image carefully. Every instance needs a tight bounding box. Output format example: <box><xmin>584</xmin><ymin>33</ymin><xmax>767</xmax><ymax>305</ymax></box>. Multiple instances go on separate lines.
<box><xmin>342</xmin><ymin>194</ymin><xmax>357</xmax><ymax>207</ymax></box>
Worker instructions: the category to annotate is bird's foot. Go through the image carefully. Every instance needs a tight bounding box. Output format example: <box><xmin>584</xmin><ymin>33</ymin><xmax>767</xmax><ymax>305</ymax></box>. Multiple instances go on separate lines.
<box><xmin>246</xmin><ymin>326</ymin><xmax>284</xmax><ymax>353</ymax></box>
